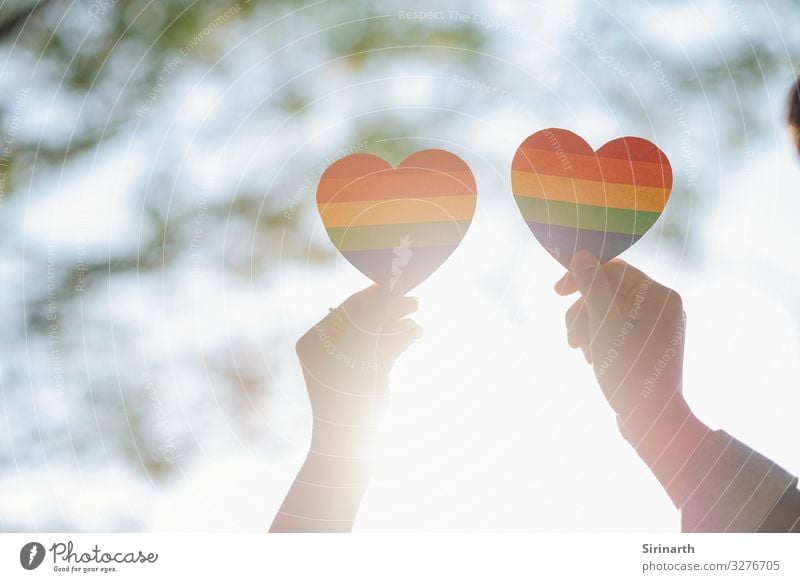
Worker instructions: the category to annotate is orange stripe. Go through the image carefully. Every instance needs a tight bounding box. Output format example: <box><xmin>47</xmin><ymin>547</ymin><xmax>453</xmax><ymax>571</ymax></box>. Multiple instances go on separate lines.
<box><xmin>512</xmin><ymin>148</ymin><xmax>672</xmax><ymax>188</ymax></box>
<box><xmin>318</xmin><ymin>195</ymin><xmax>476</xmax><ymax>227</ymax></box>
<box><xmin>511</xmin><ymin>171</ymin><xmax>669</xmax><ymax>212</ymax></box>
<box><xmin>317</xmin><ymin>170</ymin><xmax>476</xmax><ymax>203</ymax></box>
<box><xmin>513</xmin><ymin>148</ymin><xmax>601</xmax><ymax>180</ymax></box>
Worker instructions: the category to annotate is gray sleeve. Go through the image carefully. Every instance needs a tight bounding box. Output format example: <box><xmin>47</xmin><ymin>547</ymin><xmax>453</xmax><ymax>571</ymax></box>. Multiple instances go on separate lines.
<box><xmin>758</xmin><ymin>486</ymin><xmax>800</xmax><ymax>532</ymax></box>
<box><xmin>677</xmin><ymin>430</ymin><xmax>798</xmax><ymax>532</ymax></box>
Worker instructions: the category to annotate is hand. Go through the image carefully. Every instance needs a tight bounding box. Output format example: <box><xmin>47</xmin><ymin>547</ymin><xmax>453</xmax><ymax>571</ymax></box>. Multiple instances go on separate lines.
<box><xmin>270</xmin><ymin>285</ymin><xmax>421</xmax><ymax>532</ymax></box>
<box><xmin>554</xmin><ymin>251</ymin><xmax>708</xmax><ymax>489</ymax></box>
<box><xmin>296</xmin><ymin>284</ymin><xmax>421</xmax><ymax>439</ymax></box>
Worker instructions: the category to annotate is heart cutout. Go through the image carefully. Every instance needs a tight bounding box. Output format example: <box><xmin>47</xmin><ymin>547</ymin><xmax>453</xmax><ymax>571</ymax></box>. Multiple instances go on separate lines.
<box><xmin>511</xmin><ymin>128</ymin><xmax>672</xmax><ymax>268</ymax></box>
<box><xmin>317</xmin><ymin>149</ymin><xmax>477</xmax><ymax>294</ymax></box>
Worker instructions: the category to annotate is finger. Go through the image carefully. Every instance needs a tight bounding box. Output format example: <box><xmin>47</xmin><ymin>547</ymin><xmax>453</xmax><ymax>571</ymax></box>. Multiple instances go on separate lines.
<box><xmin>565</xmin><ymin>298</ymin><xmax>589</xmax><ymax>349</ymax></box>
<box><xmin>602</xmin><ymin>259</ymin><xmax>652</xmax><ymax>299</ymax></box>
<box><xmin>382</xmin><ymin>317</ymin><xmax>423</xmax><ymax>339</ymax></box>
<box><xmin>565</xmin><ymin>297</ymin><xmax>584</xmax><ymax>327</ymax></box>
<box><xmin>569</xmin><ymin>250</ymin><xmax>615</xmax><ymax>318</ymax></box>
<box><xmin>554</xmin><ymin>272</ymin><xmax>577</xmax><ymax>295</ymax></box>
<box><xmin>559</xmin><ymin>259</ymin><xmax>651</xmax><ymax>301</ymax></box>
<box><xmin>379</xmin><ymin>318</ymin><xmax>423</xmax><ymax>362</ymax></box>
<box><xmin>568</xmin><ymin>316</ymin><xmax>589</xmax><ymax>349</ymax></box>
<box><xmin>615</xmin><ymin>415</ymin><xmax>632</xmax><ymax>442</ymax></box>
<box><xmin>581</xmin><ymin>346</ymin><xmax>593</xmax><ymax>364</ymax></box>
<box><xmin>390</xmin><ymin>296</ymin><xmax>419</xmax><ymax>320</ymax></box>
<box><xmin>338</xmin><ymin>284</ymin><xmax>403</xmax><ymax>331</ymax></box>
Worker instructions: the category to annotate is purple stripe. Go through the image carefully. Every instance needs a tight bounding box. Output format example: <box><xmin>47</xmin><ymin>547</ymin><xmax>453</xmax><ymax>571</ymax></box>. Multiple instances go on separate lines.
<box><xmin>342</xmin><ymin>245</ymin><xmax>459</xmax><ymax>294</ymax></box>
<box><xmin>526</xmin><ymin>222</ymin><xmax>641</xmax><ymax>268</ymax></box>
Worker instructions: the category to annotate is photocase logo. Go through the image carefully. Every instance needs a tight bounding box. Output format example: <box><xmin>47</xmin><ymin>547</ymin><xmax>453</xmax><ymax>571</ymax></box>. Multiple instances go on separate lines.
<box><xmin>20</xmin><ymin>542</ymin><xmax>45</xmax><ymax>570</ymax></box>
<box><xmin>16</xmin><ymin>540</ymin><xmax>158</xmax><ymax>574</ymax></box>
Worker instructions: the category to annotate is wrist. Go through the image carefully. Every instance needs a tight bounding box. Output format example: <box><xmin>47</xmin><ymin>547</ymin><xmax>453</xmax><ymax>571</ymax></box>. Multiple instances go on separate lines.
<box><xmin>616</xmin><ymin>376</ymin><xmax>694</xmax><ymax>445</ymax></box>
<box><xmin>310</xmin><ymin>417</ymin><xmax>380</xmax><ymax>458</ymax></box>
<box><xmin>629</xmin><ymin>409</ymin><xmax>708</xmax><ymax>466</ymax></box>
<box><xmin>305</xmin><ymin>373</ymin><xmax>389</xmax><ymax>427</ymax></box>
<box><xmin>302</xmin><ymin>419</ymin><xmax>376</xmax><ymax>490</ymax></box>
<box><xmin>619</xmin><ymin>399</ymin><xmax>711</xmax><ymax>507</ymax></box>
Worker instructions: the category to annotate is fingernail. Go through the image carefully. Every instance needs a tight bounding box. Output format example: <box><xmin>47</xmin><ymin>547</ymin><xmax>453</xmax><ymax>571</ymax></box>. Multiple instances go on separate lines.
<box><xmin>413</xmin><ymin>325</ymin><xmax>424</xmax><ymax>339</ymax></box>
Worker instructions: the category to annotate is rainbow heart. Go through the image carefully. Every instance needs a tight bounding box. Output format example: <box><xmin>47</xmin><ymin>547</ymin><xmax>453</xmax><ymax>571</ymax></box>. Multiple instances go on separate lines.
<box><xmin>511</xmin><ymin>128</ymin><xmax>672</xmax><ymax>268</ymax></box>
<box><xmin>317</xmin><ymin>150</ymin><xmax>477</xmax><ymax>294</ymax></box>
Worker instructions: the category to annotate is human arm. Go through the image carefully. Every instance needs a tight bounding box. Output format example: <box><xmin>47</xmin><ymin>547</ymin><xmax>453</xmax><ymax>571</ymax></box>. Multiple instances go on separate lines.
<box><xmin>555</xmin><ymin>251</ymin><xmax>798</xmax><ymax>532</ymax></box>
<box><xmin>269</xmin><ymin>285</ymin><xmax>421</xmax><ymax>532</ymax></box>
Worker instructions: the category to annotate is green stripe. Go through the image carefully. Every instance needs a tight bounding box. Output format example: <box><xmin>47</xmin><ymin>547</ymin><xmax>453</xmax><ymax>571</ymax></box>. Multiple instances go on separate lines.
<box><xmin>326</xmin><ymin>220</ymin><xmax>472</xmax><ymax>251</ymax></box>
<box><xmin>514</xmin><ymin>196</ymin><xmax>660</xmax><ymax>235</ymax></box>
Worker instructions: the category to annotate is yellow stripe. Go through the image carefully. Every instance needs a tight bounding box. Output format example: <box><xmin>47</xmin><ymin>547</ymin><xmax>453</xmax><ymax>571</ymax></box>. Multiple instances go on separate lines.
<box><xmin>511</xmin><ymin>171</ymin><xmax>669</xmax><ymax>213</ymax></box>
<box><xmin>318</xmin><ymin>195</ymin><xmax>476</xmax><ymax>227</ymax></box>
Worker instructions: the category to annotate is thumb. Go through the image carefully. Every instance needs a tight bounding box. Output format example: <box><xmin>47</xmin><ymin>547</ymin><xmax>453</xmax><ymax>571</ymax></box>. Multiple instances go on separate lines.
<box><xmin>569</xmin><ymin>250</ymin><xmax>615</xmax><ymax>318</ymax></box>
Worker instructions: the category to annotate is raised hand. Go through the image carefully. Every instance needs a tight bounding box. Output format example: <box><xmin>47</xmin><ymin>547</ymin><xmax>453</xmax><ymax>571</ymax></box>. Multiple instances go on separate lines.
<box><xmin>270</xmin><ymin>285</ymin><xmax>421</xmax><ymax>532</ymax></box>
<box><xmin>554</xmin><ymin>251</ymin><xmax>708</xmax><ymax>499</ymax></box>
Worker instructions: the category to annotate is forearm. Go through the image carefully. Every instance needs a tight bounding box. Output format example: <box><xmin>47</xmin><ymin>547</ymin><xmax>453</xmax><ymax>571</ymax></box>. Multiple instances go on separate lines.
<box><xmin>269</xmin><ymin>419</ymin><xmax>377</xmax><ymax>533</ymax></box>
<box><xmin>275</xmin><ymin>285</ymin><xmax>414</xmax><ymax>532</ymax></box>
<box><xmin>621</xmin><ymin>397</ymin><xmax>798</xmax><ymax>532</ymax></box>
<box><xmin>620</xmin><ymin>396</ymin><xmax>711</xmax><ymax>507</ymax></box>
<box><xmin>269</xmin><ymin>452</ymin><xmax>371</xmax><ymax>532</ymax></box>
<box><xmin>677</xmin><ymin>430</ymin><xmax>798</xmax><ymax>532</ymax></box>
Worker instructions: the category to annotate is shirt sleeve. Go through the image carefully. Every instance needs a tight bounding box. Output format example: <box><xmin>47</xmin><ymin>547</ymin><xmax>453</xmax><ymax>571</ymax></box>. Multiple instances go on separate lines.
<box><xmin>757</xmin><ymin>486</ymin><xmax>800</xmax><ymax>533</ymax></box>
<box><xmin>675</xmin><ymin>430</ymin><xmax>799</xmax><ymax>532</ymax></box>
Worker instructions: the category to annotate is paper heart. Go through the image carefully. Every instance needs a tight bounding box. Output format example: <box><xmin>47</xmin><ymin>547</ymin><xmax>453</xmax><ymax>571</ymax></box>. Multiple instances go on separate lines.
<box><xmin>511</xmin><ymin>128</ymin><xmax>672</xmax><ymax>268</ymax></box>
<box><xmin>317</xmin><ymin>149</ymin><xmax>477</xmax><ymax>294</ymax></box>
